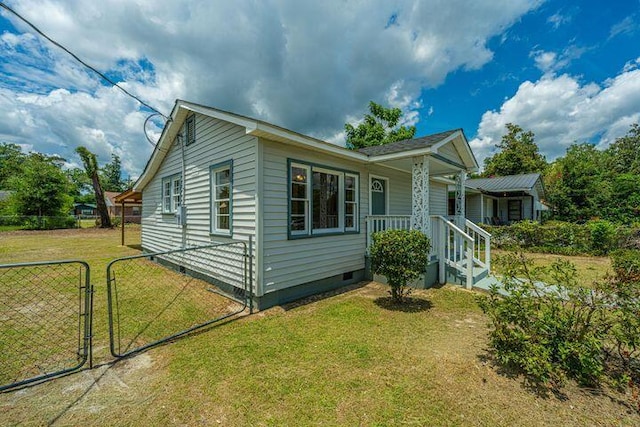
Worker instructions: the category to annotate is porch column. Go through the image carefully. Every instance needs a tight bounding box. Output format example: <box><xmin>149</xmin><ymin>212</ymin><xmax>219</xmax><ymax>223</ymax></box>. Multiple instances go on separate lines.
<box><xmin>454</xmin><ymin>170</ymin><xmax>466</xmax><ymax>228</ymax></box>
<box><xmin>411</xmin><ymin>155</ymin><xmax>430</xmax><ymax>236</ymax></box>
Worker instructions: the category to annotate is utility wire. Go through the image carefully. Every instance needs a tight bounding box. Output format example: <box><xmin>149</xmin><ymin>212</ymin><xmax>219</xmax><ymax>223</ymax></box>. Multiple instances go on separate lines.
<box><xmin>0</xmin><ymin>1</ymin><xmax>168</xmax><ymax>119</ymax></box>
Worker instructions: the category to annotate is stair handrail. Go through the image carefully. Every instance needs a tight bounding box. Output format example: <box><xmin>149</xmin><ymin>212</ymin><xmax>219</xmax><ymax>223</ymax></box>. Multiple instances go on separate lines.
<box><xmin>433</xmin><ymin>215</ymin><xmax>474</xmax><ymax>289</ymax></box>
<box><xmin>465</xmin><ymin>219</ymin><xmax>491</xmax><ymax>273</ymax></box>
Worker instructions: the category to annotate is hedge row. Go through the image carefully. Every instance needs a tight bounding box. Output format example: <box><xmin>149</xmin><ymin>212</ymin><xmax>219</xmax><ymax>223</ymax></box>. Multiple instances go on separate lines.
<box><xmin>482</xmin><ymin>220</ymin><xmax>640</xmax><ymax>255</ymax></box>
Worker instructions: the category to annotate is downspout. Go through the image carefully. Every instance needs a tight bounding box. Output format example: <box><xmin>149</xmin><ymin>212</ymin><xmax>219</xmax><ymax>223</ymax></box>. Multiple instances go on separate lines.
<box><xmin>177</xmin><ymin>131</ymin><xmax>187</xmax><ymax>248</ymax></box>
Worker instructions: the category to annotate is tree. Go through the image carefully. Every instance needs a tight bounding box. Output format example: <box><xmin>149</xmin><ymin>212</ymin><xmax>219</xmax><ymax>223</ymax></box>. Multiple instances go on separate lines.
<box><xmin>604</xmin><ymin>123</ymin><xmax>640</xmax><ymax>176</ymax></box>
<box><xmin>76</xmin><ymin>147</ymin><xmax>111</xmax><ymax>228</ymax></box>
<box><xmin>0</xmin><ymin>142</ymin><xmax>26</xmax><ymax>189</ymax></box>
<box><xmin>545</xmin><ymin>143</ymin><xmax>604</xmax><ymax>222</ymax></box>
<box><xmin>101</xmin><ymin>154</ymin><xmax>125</xmax><ymax>192</ymax></box>
<box><xmin>345</xmin><ymin>101</ymin><xmax>416</xmax><ymax>150</ymax></box>
<box><xmin>370</xmin><ymin>229</ymin><xmax>431</xmax><ymax>303</ymax></box>
<box><xmin>66</xmin><ymin>167</ymin><xmax>94</xmax><ymax>204</ymax></box>
<box><xmin>482</xmin><ymin>123</ymin><xmax>547</xmax><ymax>177</ymax></box>
<box><xmin>6</xmin><ymin>153</ymin><xmax>73</xmax><ymax>217</ymax></box>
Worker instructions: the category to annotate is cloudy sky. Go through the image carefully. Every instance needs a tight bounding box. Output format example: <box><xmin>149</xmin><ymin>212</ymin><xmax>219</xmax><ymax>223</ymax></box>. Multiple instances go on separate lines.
<box><xmin>1</xmin><ymin>0</ymin><xmax>639</xmax><ymax>178</ymax></box>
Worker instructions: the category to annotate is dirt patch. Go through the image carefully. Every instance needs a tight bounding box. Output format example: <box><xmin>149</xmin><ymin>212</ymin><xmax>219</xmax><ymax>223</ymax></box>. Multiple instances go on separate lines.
<box><xmin>0</xmin><ymin>352</ymin><xmax>161</xmax><ymax>425</ymax></box>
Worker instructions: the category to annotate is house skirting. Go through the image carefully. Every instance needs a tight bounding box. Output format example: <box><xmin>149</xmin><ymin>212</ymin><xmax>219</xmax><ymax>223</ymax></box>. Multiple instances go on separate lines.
<box><xmin>255</xmin><ymin>269</ymin><xmax>366</xmax><ymax>310</ymax></box>
<box><xmin>364</xmin><ymin>256</ymin><xmax>440</xmax><ymax>289</ymax></box>
<box><xmin>150</xmin><ymin>251</ymin><xmax>366</xmax><ymax>311</ymax></box>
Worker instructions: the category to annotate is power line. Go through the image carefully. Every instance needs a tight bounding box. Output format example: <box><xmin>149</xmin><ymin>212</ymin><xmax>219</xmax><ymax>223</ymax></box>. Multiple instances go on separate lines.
<box><xmin>0</xmin><ymin>1</ymin><xmax>168</xmax><ymax>119</ymax></box>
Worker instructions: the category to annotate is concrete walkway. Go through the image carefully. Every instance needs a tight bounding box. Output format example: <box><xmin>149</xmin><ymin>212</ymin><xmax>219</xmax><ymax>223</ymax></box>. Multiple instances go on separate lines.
<box><xmin>472</xmin><ymin>275</ymin><xmax>560</xmax><ymax>297</ymax></box>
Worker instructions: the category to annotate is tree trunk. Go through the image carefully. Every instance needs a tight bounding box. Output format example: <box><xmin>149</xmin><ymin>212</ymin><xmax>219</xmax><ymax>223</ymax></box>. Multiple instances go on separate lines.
<box><xmin>92</xmin><ymin>172</ymin><xmax>111</xmax><ymax>228</ymax></box>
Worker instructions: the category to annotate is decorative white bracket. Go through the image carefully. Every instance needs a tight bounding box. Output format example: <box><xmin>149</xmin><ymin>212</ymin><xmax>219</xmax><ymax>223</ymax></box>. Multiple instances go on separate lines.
<box><xmin>455</xmin><ymin>170</ymin><xmax>466</xmax><ymax>228</ymax></box>
<box><xmin>411</xmin><ymin>155</ymin><xmax>430</xmax><ymax>236</ymax></box>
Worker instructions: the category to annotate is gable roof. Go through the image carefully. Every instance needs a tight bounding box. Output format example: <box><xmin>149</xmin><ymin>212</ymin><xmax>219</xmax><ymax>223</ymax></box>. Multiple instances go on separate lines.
<box><xmin>358</xmin><ymin>129</ymin><xmax>460</xmax><ymax>156</ymax></box>
<box><xmin>466</xmin><ymin>173</ymin><xmax>545</xmax><ymax>198</ymax></box>
<box><xmin>134</xmin><ymin>100</ymin><xmax>479</xmax><ymax>191</ymax></box>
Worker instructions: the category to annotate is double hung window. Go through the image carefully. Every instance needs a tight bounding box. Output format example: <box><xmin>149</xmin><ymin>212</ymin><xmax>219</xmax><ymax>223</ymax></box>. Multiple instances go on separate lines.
<box><xmin>211</xmin><ymin>162</ymin><xmax>232</xmax><ymax>235</ymax></box>
<box><xmin>162</xmin><ymin>174</ymin><xmax>182</xmax><ymax>214</ymax></box>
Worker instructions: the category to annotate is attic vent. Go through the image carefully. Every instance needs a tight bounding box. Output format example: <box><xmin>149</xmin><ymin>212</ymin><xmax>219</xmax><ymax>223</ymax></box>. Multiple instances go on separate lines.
<box><xmin>186</xmin><ymin>115</ymin><xmax>196</xmax><ymax>145</ymax></box>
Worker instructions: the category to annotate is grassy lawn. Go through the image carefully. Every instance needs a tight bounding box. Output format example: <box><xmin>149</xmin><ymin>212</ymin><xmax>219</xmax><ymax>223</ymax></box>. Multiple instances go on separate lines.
<box><xmin>0</xmin><ymin>228</ymin><xmax>638</xmax><ymax>426</ymax></box>
<box><xmin>492</xmin><ymin>249</ymin><xmax>613</xmax><ymax>286</ymax></box>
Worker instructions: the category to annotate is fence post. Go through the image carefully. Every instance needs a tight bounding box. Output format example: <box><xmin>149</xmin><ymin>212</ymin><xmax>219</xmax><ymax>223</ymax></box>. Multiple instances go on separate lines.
<box><xmin>248</xmin><ymin>235</ymin><xmax>254</xmax><ymax>314</ymax></box>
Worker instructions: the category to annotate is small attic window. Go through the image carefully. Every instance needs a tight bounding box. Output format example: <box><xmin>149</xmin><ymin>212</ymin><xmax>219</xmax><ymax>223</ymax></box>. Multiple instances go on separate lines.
<box><xmin>185</xmin><ymin>115</ymin><xmax>196</xmax><ymax>145</ymax></box>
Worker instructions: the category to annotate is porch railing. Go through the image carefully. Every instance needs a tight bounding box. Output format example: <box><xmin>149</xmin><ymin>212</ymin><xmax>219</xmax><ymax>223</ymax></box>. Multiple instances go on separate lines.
<box><xmin>365</xmin><ymin>215</ymin><xmax>490</xmax><ymax>290</ymax></box>
<box><xmin>465</xmin><ymin>219</ymin><xmax>491</xmax><ymax>272</ymax></box>
<box><xmin>431</xmin><ymin>216</ymin><xmax>474</xmax><ymax>289</ymax></box>
<box><xmin>365</xmin><ymin>215</ymin><xmax>411</xmax><ymax>250</ymax></box>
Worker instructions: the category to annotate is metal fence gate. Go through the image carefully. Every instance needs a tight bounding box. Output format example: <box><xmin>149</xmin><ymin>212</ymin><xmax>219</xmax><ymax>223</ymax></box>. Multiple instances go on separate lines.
<box><xmin>0</xmin><ymin>241</ymin><xmax>251</xmax><ymax>391</ymax></box>
<box><xmin>106</xmin><ymin>241</ymin><xmax>251</xmax><ymax>358</ymax></box>
<box><xmin>0</xmin><ymin>260</ymin><xmax>92</xmax><ymax>391</ymax></box>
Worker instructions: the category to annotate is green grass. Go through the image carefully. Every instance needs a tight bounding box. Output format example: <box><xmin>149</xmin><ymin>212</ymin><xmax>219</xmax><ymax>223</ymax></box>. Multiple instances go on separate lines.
<box><xmin>0</xmin><ymin>229</ymin><xmax>638</xmax><ymax>426</ymax></box>
<box><xmin>492</xmin><ymin>249</ymin><xmax>612</xmax><ymax>286</ymax></box>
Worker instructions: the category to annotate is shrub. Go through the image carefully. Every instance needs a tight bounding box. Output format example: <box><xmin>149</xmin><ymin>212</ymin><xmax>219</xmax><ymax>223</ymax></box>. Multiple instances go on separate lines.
<box><xmin>477</xmin><ymin>253</ymin><xmax>609</xmax><ymax>388</ymax></box>
<box><xmin>510</xmin><ymin>220</ymin><xmax>541</xmax><ymax>246</ymax></box>
<box><xmin>370</xmin><ymin>229</ymin><xmax>431</xmax><ymax>303</ymax></box>
<box><xmin>484</xmin><ymin>220</ymin><xmax>633</xmax><ymax>255</ymax></box>
<box><xmin>588</xmin><ymin>220</ymin><xmax>617</xmax><ymax>255</ymax></box>
<box><xmin>478</xmin><ymin>252</ymin><xmax>640</xmax><ymax>403</ymax></box>
<box><xmin>611</xmin><ymin>249</ymin><xmax>640</xmax><ymax>284</ymax></box>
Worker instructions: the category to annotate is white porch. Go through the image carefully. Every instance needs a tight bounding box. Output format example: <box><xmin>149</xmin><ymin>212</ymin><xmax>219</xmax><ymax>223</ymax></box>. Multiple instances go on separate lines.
<box><xmin>359</xmin><ymin>129</ymin><xmax>490</xmax><ymax>289</ymax></box>
<box><xmin>365</xmin><ymin>215</ymin><xmax>491</xmax><ymax>289</ymax></box>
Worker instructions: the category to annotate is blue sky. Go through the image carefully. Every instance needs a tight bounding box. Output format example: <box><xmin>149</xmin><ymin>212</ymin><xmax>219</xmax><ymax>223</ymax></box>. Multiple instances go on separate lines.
<box><xmin>0</xmin><ymin>0</ymin><xmax>639</xmax><ymax>177</ymax></box>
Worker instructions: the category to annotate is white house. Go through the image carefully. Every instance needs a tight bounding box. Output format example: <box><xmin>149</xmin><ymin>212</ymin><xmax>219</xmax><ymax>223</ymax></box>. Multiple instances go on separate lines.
<box><xmin>459</xmin><ymin>173</ymin><xmax>547</xmax><ymax>224</ymax></box>
<box><xmin>134</xmin><ymin>100</ymin><xmax>491</xmax><ymax>309</ymax></box>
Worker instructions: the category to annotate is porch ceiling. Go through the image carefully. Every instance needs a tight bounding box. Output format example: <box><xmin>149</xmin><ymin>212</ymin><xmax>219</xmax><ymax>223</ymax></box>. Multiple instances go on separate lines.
<box><xmin>371</xmin><ymin>155</ymin><xmax>464</xmax><ymax>177</ymax></box>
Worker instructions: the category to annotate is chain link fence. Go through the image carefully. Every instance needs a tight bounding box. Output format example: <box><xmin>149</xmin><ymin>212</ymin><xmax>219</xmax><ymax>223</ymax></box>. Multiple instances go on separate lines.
<box><xmin>0</xmin><ymin>260</ymin><xmax>92</xmax><ymax>391</ymax></box>
<box><xmin>0</xmin><ymin>215</ymin><xmax>77</xmax><ymax>230</ymax></box>
<box><xmin>107</xmin><ymin>241</ymin><xmax>251</xmax><ymax>358</ymax></box>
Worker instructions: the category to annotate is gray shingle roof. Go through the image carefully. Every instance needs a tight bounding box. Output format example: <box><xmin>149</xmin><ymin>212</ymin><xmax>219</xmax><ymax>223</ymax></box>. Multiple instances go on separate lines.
<box><xmin>357</xmin><ymin>129</ymin><xmax>461</xmax><ymax>157</ymax></box>
<box><xmin>465</xmin><ymin>173</ymin><xmax>541</xmax><ymax>192</ymax></box>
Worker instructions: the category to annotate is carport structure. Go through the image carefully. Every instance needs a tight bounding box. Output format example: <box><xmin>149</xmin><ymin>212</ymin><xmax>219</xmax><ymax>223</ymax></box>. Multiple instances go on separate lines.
<box><xmin>114</xmin><ymin>189</ymin><xmax>143</xmax><ymax>245</ymax></box>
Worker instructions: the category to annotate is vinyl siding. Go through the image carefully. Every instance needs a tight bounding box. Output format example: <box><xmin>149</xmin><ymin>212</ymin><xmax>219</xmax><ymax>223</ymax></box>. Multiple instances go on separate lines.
<box><xmin>465</xmin><ymin>194</ymin><xmax>482</xmax><ymax>223</ymax></box>
<box><xmin>367</xmin><ymin>165</ymin><xmax>411</xmax><ymax>215</ymax></box>
<box><xmin>429</xmin><ymin>181</ymin><xmax>448</xmax><ymax>216</ymax></box>
<box><xmin>261</xmin><ymin>139</ymin><xmax>368</xmax><ymax>292</ymax></box>
<box><xmin>260</xmin><ymin>140</ymin><xmax>454</xmax><ymax>292</ymax></box>
<box><xmin>141</xmin><ymin>114</ymin><xmax>257</xmax><ymax>292</ymax></box>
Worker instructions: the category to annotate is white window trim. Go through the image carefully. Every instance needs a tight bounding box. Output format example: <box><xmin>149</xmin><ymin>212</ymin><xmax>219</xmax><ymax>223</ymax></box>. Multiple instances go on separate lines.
<box><xmin>162</xmin><ymin>174</ymin><xmax>182</xmax><ymax>214</ymax></box>
<box><xmin>211</xmin><ymin>162</ymin><xmax>232</xmax><ymax>236</ymax></box>
<box><xmin>368</xmin><ymin>174</ymin><xmax>389</xmax><ymax>216</ymax></box>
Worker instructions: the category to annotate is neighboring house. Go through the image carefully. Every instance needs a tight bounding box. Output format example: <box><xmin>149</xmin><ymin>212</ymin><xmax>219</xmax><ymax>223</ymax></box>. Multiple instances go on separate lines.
<box><xmin>456</xmin><ymin>173</ymin><xmax>547</xmax><ymax>224</ymax></box>
<box><xmin>73</xmin><ymin>203</ymin><xmax>97</xmax><ymax>217</ymax></box>
<box><xmin>134</xmin><ymin>100</ymin><xmax>491</xmax><ymax>309</ymax></box>
<box><xmin>104</xmin><ymin>191</ymin><xmax>142</xmax><ymax>223</ymax></box>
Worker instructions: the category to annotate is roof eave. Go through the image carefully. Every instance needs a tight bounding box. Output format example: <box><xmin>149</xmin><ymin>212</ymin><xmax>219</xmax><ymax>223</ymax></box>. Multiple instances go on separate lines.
<box><xmin>248</xmin><ymin>122</ymin><xmax>368</xmax><ymax>162</ymax></box>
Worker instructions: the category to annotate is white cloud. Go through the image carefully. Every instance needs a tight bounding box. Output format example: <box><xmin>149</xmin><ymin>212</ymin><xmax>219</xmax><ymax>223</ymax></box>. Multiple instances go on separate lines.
<box><xmin>530</xmin><ymin>45</ymin><xmax>588</xmax><ymax>74</ymax></box>
<box><xmin>0</xmin><ymin>0</ymin><xmax>541</xmax><ymax>176</ymax></box>
<box><xmin>547</xmin><ymin>12</ymin><xmax>571</xmax><ymax>29</ymax></box>
<box><xmin>609</xmin><ymin>15</ymin><xmax>638</xmax><ymax>39</ymax></box>
<box><xmin>470</xmin><ymin>68</ymin><xmax>640</xmax><ymax>165</ymax></box>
